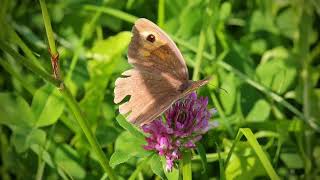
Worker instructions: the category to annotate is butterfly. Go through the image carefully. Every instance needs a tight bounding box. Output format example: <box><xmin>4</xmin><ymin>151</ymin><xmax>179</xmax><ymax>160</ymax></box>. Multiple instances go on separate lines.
<box><xmin>114</xmin><ymin>18</ymin><xmax>210</xmax><ymax>126</ymax></box>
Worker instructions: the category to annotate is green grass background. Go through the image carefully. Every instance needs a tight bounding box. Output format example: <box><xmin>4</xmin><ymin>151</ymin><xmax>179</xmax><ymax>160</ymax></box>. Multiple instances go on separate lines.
<box><xmin>0</xmin><ymin>0</ymin><xmax>320</xmax><ymax>179</ymax></box>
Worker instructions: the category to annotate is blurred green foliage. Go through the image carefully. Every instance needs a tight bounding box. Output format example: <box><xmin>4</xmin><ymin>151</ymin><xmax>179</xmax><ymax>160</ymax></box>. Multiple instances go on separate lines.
<box><xmin>0</xmin><ymin>0</ymin><xmax>320</xmax><ymax>179</ymax></box>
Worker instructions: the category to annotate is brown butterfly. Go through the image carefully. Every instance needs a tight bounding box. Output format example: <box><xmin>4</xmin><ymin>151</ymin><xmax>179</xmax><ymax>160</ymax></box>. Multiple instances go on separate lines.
<box><xmin>114</xmin><ymin>18</ymin><xmax>210</xmax><ymax>126</ymax></box>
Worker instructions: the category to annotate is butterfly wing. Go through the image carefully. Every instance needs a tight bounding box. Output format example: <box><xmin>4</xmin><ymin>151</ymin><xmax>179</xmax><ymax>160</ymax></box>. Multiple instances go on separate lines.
<box><xmin>114</xmin><ymin>70</ymin><xmax>210</xmax><ymax>125</ymax></box>
<box><xmin>114</xmin><ymin>69</ymin><xmax>184</xmax><ymax>125</ymax></box>
<box><xmin>114</xmin><ymin>18</ymin><xmax>205</xmax><ymax>126</ymax></box>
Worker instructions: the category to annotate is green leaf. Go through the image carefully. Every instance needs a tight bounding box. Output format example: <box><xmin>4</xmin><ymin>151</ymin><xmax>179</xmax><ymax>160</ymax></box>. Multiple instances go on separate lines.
<box><xmin>116</xmin><ymin>115</ymin><xmax>145</xmax><ymax>140</ymax></box>
<box><xmin>250</xmin><ymin>39</ymin><xmax>267</xmax><ymax>55</ymax></box>
<box><xmin>149</xmin><ymin>154</ymin><xmax>166</xmax><ymax>180</ymax></box>
<box><xmin>32</xmin><ymin>84</ymin><xmax>65</xmax><ymax>127</ymax></box>
<box><xmin>96</xmin><ymin>124</ymin><xmax>119</xmax><ymax>147</ymax></box>
<box><xmin>114</xmin><ymin>131</ymin><xmax>149</xmax><ymax>156</ymax></box>
<box><xmin>12</xmin><ymin>128</ymin><xmax>46</xmax><ymax>153</ymax></box>
<box><xmin>219</xmin><ymin>2</ymin><xmax>232</xmax><ymax>21</ymax></box>
<box><xmin>109</xmin><ymin>151</ymin><xmax>131</xmax><ymax>168</ymax></box>
<box><xmin>102</xmin><ymin>103</ymin><xmax>116</xmax><ymax>122</ymax></box>
<box><xmin>0</xmin><ymin>93</ymin><xmax>34</xmax><ymax>129</ymax></box>
<box><xmin>257</xmin><ymin>56</ymin><xmax>297</xmax><ymax>94</ymax></box>
<box><xmin>80</xmin><ymin>31</ymin><xmax>131</xmax><ymax>124</ymax></box>
<box><xmin>276</xmin><ymin>7</ymin><xmax>299</xmax><ymax>40</ymax></box>
<box><xmin>246</xmin><ymin>99</ymin><xmax>271</xmax><ymax>122</ymax></box>
<box><xmin>89</xmin><ymin>31</ymin><xmax>131</xmax><ymax>57</ymax></box>
<box><xmin>54</xmin><ymin>144</ymin><xmax>86</xmax><ymax>179</ymax></box>
<box><xmin>280</xmin><ymin>153</ymin><xmax>303</xmax><ymax>169</ymax></box>
<box><xmin>110</xmin><ymin>131</ymin><xmax>151</xmax><ymax>167</ymax></box>
<box><xmin>30</xmin><ymin>144</ymin><xmax>55</xmax><ymax>168</ymax></box>
<box><xmin>250</xmin><ymin>10</ymin><xmax>278</xmax><ymax>34</ymax></box>
<box><xmin>0</xmin><ymin>93</ymin><xmax>48</xmax><ymax>153</ymax></box>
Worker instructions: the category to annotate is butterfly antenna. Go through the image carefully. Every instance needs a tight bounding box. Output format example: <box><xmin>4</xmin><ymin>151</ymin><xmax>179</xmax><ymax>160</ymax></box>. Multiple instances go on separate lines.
<box><xmin>218</xmin><ymin>87</ymin><xmax>228</xmax><ymax>94</ymax></box>
<box><xmin>207</xmin><ymin>82</ymin><xmax>229</xmax><ymax>94</ymax></box>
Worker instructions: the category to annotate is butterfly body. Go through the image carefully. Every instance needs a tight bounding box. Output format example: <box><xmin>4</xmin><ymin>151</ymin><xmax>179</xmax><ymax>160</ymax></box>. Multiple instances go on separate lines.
<box><xmin>114</xmin><ymin>18</ymin><xmax>210</xmax><ymax>126</ymax></box>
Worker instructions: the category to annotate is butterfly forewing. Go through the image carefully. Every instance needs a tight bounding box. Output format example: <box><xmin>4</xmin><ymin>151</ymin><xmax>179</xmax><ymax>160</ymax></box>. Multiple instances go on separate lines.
<box><xmin>128</xmin><ymin>18</ymin><xmax>189</xmax><ymax>82</ymax></box>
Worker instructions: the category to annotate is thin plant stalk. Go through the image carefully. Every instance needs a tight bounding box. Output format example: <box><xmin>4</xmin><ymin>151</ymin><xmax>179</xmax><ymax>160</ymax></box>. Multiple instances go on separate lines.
<box><xmin>192</xmin><ymin>0</ymin><xmax>214</xmax><ymax>81</ymax></box>
<box><xmin>157</xmin><ymin>0</ymin><xmax>165</xmax><ymax>28</ymax></box>
<box><xmin>298</xmin><ymin>7</ymin><xmax>313</xmax><ymax>178</ymax></box>
<box><xmin>39</xmin><ymin>0</ymin><xmax>57</xmax><ymax>55</ymax></box>
<box><xmin>84</xmin><ymin>5</ymin><xmax>138</xmax><ymax>23</ymax></box>
<box><xmin>37</xmin><ymin>0</ymin><xmax>118</xmax><ymax>179</ymax></box>
<box><xmin>192</xmin><ymin>27</ymin><xmax>206</xmax><ymax>81</ymax></box>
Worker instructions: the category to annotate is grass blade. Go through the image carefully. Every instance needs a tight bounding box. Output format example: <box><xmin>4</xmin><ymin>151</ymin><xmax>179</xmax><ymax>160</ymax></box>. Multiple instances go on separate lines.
<box><xmin>225</xmin><ymin>128</ymin><xmax>280</xmax><ymax>180</ymax></box>
<box><xmin>157</xmin><ymin>0</ymin><xmax>165</xmax><ymax>28</ymax></box>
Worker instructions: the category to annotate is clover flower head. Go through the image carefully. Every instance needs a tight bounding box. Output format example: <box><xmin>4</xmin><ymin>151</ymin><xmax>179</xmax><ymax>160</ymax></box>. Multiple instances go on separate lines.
<box><xmin>142</xmin><ymin>92</ymin><xmax>215</xmax><ymax>171</ymax></box>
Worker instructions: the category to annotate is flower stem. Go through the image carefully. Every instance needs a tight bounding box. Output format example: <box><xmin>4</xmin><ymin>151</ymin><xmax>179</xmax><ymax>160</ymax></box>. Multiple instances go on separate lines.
<box><xmin>182</xmin><ymin>151</ymin><xmax>192</xmax><ymax>180</ymax></box>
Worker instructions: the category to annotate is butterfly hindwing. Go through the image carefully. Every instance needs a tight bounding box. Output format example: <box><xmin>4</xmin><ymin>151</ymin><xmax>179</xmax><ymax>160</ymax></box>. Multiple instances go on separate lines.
<box><xmin>114</xmin><ymin>69</ymin><xmax>181</xmax><ymax>125</ymax></box>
